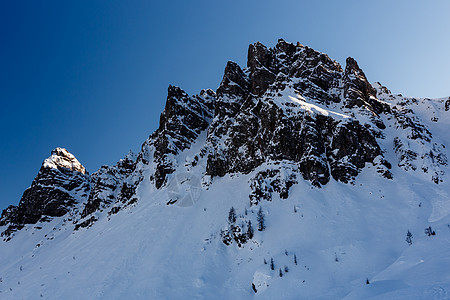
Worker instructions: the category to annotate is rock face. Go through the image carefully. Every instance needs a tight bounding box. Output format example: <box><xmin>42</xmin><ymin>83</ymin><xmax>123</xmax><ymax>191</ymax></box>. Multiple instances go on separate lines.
<box><xmin>149</xmin><ymin>86</ymin><xmax>215</xmax><ymax>189</ymax></box>
<box><xmin>72</xmin><ymin>153</ymin><xmax>140</xmax><ymax>230</ymax></box>
<box><xmin>80</xmin><ymin>152</ymin><xmax>137</xmax><ymax>218</ymax></box>
<box><xmin>1</xmin><ymin>148</ymin><xmax>90</xmax><ymax>236</ymax></box>
<box><xmin>204</xmin><ymin>39</ymin><xmax>389</xmax><ymax>188</ymax></box>
<box><xmin>374</xmin><ymin>84</ymin><xmax>448</xmax><ymax>184</ymax></box>
<box><xmin>1</xmin><ymin>39</ymin><xmax>448</xmax><ymax>238</ymax></box>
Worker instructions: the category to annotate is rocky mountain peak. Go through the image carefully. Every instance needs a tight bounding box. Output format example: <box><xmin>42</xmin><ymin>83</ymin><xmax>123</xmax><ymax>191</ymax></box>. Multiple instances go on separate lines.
<box><xmin>1</xmin><ymin>148</ymin><xmax>90</xmax><ymax>237</ymax></box>
<box><xmin>1</xmin><ymin>39</ymin><xmax>448</xmax><ymax>240</ymax></box>
<box><xmin>343</xmin><ymin>57</ymin><xmax>380</xmax><ymax>112</ymax></box>
<box><xmin>245</xmin><ymin>40</ymin><xmax>344</xmax><ymax>103</ymax></box>
<box><xmin>216</xmin><ymin>61</ymin><xmax>249</xmax><ymax>100</ymax></box>
<box><xmin>43</xmin><ymin>147</ymin><xmax>87</xmax><ymax>174</ymax></box>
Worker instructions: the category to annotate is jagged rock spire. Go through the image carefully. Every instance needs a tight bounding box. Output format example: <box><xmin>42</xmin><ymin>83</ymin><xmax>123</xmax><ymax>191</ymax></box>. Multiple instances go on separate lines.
<box><xmin>151</xmin><ymin>85</ymin><xmax>215</xmax><ymax>188</ymax></box>
<box><xmin>1</xmin><ymin>148</ymin><xmax>90</xmax><ymax>236</ymax></box>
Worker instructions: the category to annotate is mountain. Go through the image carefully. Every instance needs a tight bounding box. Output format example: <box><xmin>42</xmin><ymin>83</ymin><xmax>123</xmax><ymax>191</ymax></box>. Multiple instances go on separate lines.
<box><xmin>1</xmin><ymin>39</ymin><xmax>450</xmax><ymax>299</ymax></box>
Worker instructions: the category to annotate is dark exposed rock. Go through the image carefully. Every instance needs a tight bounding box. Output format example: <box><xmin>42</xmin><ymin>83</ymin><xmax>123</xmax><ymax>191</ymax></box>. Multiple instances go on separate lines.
<box><xmin>392</xmin><ymin>106</ymin><xmax>432</xmax><ymax>142</ymax></box>
<box><xmin>0</xmin><ymin>205</ymin><xmax>18</xmax><ymax>226</ymax></box>
<box><xmin>204</xmin><ymin>40</ymin><xmax>394</xmax><ymax>192</ymax></box>
<box><xmin>74</xmin><ymin>216</ymin><xmax>97</xmax><ymax>231</ymax></box>
<box><xmin>151</xmin><ymin>85</ymin><xmax>215</xmax><ymax>188</ymax></box>
<box><xmin>216</xmin><ymin>61</ymin><xmax>250</xmax><ymax>102</ymax></box>
<box><xmin>297</xmin><ymin>114</ymin><xmax>332</xmax><ymax>186</ymax></box>
<box><xmin>1</xmin><ymin>148</ymin><xmax>90</xmax><ymax>236</ymax></box>
<box><xmin>386</xmin><ymin>95</ymin><xmax>447</xmax><ymax>184</ymax></box>
<box><xmin>249</xmin><ymin>165</ymin><xmax>298</xmax><ymax>206</ymax></box>
<box><xmin>247</xmin><ymin>42</ymin><xmax>277</xmax><ymax>96</ymax></box>
<box><xmin>206</xmin><ymin>92</ymin><xmax>382</xmax><ymax>187</ymax></box>
<box><xmin>343</xmin><ymin>57</ymin><xmax>389</xmax><ymax>118</ymax></box>
<box><xmin>80</xmin><ymin>152</ymin><xmax>137</xmax><ymax>219</ymax></box>
<box><xmin>394</xmin><ymin>137</ymin><xmax>418</xmax><ymax>171</ymax></box>
<box><xmin>343</xmin><ymin>58</ymin><xmax>376</xmax><ymax>109</ymax></box>
<box><xmin>374</xmin><ymin>82</ymin><xmax>392</xmax><ymax>96</ymax></box>
<box><xmin>328</xmin><ymin>121</ymin><xmax>381</xmax><ymax>183</ymax></box>
<box><xmin>246</xmin><ymin>39</ymin><xmax>343</xmax><ymax>103</ymax></box>
<box><xmin>288</xmin><ymin>46</ymin><xmax>342</xmax><ymax>104</ymax></box>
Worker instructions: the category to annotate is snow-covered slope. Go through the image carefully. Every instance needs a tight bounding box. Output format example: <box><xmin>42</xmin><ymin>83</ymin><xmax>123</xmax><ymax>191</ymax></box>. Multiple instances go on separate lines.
<box><xmin>1</xmin><ymin>39</ymin><xmax>450</xmax><ymax>299</ymax></box>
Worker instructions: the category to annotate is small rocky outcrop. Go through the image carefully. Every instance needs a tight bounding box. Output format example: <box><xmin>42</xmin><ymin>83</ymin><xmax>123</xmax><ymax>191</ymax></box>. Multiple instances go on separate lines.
<box><xmin>375</xmin><ymin>83</ymin><xmax>447</xmax><ymax>183</ymax></box>
<box><xmin>249</xmin><ymin>163</ymin><xmax>298</xmax><ymax>206</ymax></box>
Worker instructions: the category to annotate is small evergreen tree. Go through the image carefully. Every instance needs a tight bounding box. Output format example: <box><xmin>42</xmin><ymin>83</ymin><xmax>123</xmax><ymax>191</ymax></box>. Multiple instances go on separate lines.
<box><xmin>425</xmin><ymin>226</ymin><xmax>435</xmax><ymax>236</ymax></box>
<box><xmin>247</xmin><ymin>220</ymin><xmax>254</xmax><ymax>239</ymax></box>
<box><xmin>257</xmin><ymin>207</ymin><xmax>265</xmax><ymax>231</ymax></box>
<box><xmin>270</xmin><ymin>257</ymin><xmax>274</xmax><ymax>270</ymax></box>
<box><xmin>366</xmin><ymin>278</ymin><xmax>370</xmax><ymax>284</ymax></box>
<box><xmin>285</xmin><ymin>249</ymin><xmax>288</xmax><ymax>256</ymax></box>
<box><xmin>279</xmin><ymin>268</ymin><xmax>283</xmax><ymax>277</ymax></box>
<box><xmin>294</xmin><ymin>254</ymin><xmax>297</xmax><ymax>265</ymax></box>
<box><xmin>228</xmin><ymin>207</ymin><xmax>236</xmax><ymax>224</ymax></box>
<box><xmin>264</xmin><ymin>258</ymin><xmax>267</xmax><ymax>265</ymax></box>
<box><xmin>284</xmin><ymin>266</ymin><xmax>289</xmax><ymax>273</ymax></box>
<box><xmin>294</xmin><ymin>206</ymin><xmax>297</xmax><ymax>213</ymax></box>
<box><xmin>406</xmin><ymin>230</ymin><xmax>413</xmax><ymax>245</ymax></box>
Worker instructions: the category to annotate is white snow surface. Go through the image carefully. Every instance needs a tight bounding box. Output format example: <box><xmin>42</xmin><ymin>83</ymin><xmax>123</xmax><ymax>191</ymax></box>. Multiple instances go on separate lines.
<box><xmin>1</xmin><ymin>88</ymin><xmax>450</xmax><ymax>299</ymax></box>
<box><xmin>272</xmin><ymin>87</ymin><xmax>350</xmax><ymax>120</ymax></box>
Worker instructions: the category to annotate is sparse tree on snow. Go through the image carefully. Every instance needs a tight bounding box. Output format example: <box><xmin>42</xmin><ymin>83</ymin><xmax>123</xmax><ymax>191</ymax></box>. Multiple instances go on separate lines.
<box><xmin>247</xmin><ymin>220</ymin><xmax>254</xmax><ymax>239</ymax></box>
<box><xmin>257</xmin><ymin>207</ymin><xmax>265</xmax><ymax>231</ymax></box>
<box><xmin>228</xmin><ymin>207</ymin><xmax>236</xmax><ymax>224</ymax></box>
<box><xmin>425</xmin><ymin>226</ymin><xmax>435</xmax><ymax>236</ymax></box>
<box><xmin>406</xmin><ymin>230</ymin><xmax>413</xmax><ymax>245</ymax></box>
<box><xmin>270</xmin><ymin>257</ymin><xmax>274</xmax><ymax>270</ymax></box>
<box><xmin>279</xmin><ymin>268</ymin><xmax>283</xmax><ymax>277</ymax></box>
<box><xmin>294</xmin><ymin>254</ymin><xmax>297</xmax><ymax>265</ymax></box>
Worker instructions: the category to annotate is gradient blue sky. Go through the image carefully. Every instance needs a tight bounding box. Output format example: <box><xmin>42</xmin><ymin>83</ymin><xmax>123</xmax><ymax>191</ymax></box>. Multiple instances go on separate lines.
<box><xmin>1</xmin><ymin>0</ymin><xmax>450</xmax><ymax>210</ymax></box>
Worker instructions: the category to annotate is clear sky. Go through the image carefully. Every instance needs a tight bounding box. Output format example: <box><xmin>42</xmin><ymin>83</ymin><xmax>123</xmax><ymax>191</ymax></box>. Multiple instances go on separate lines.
<box><xmin>1</xmin><ymin>0</ymin><xmax>450</xmax><ymax>211</ymax></box>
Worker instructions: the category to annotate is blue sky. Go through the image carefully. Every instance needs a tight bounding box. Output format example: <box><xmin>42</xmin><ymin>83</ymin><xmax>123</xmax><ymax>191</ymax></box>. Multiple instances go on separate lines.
<box><xmin>1</xmin><ymin>0</ymin><xmax>450</xmax><ymax>210</ymax></box>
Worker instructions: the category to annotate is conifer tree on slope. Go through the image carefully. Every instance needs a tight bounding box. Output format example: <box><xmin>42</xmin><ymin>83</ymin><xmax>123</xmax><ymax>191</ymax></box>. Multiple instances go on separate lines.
<box><xmin>257</xmin><ymin>207</ymin><xmax>265</xmax><ymax>231</ymax></box>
